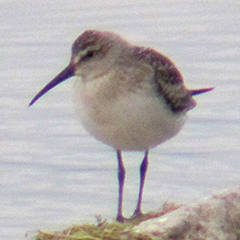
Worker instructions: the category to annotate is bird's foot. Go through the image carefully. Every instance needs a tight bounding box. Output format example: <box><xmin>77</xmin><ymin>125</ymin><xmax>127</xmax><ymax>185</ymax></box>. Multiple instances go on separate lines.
<box><xmin>129</xmin><ymin>210</ymin><xmax>144</xmax><ymax>221</ymax></box>
<box><xmin>116</xmin><ymin>214</ymin><xmax>128</xmax><ymax>223</ymax></box>
<box><xmin>116</xmin><ymin>210</ymin><xmax>144</xmax><ymax>223</ymax></box>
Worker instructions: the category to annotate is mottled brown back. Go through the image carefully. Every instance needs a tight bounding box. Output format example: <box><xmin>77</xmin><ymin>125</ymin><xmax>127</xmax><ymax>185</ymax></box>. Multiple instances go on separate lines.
<box><xmin>133</xmin><ymin>47</ymin><xmax>196</xmax><ymax>113</ymax></box>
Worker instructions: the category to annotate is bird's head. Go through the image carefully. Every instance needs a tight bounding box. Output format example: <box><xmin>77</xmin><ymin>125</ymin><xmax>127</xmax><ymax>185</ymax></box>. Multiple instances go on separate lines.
<box><xmin>29</xmin><ymin>30</ymin><xmax>128</xmax><ymax>106</ymax></box>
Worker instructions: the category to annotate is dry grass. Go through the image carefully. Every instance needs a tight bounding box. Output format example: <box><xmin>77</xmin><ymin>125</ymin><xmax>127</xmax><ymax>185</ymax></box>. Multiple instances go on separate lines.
<box><xmin>30</xmin><ymin>202</ymin><xmax>179</xmax><ymax>240</ymax></box>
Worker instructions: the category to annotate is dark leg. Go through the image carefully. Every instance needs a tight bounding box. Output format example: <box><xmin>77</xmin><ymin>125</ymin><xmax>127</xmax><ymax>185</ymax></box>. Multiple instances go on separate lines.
<box><xmin>133</xmin><ymin>150</ymin><xmax>149</xmax><ymax>216</ymax></box>
<box><xmin>116</xmin><ymin>150</ymin><xmax>126</xmax><ymax>222</ymax></box>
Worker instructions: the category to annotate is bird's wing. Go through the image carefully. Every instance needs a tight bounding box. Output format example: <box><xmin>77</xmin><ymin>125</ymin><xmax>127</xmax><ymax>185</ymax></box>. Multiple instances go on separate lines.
<box><xmin>153</xmin><ymin>64</ymin><xmax>196</xmax><ymax>113</ymax></box>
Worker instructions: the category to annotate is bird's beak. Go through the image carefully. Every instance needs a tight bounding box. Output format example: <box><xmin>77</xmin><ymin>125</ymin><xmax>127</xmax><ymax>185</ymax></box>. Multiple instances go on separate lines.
<box><xmin>29</xmin><ymin>64</ymin><xmax>74</xmax><ymax>106</ymax></box>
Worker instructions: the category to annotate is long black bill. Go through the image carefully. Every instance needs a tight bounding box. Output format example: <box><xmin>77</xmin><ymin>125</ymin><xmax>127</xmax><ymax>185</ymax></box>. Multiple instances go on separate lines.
<box><xmin>29</xmin><ymin>64</ymin><xmax>74</xmax><ymax>106</ymax></box>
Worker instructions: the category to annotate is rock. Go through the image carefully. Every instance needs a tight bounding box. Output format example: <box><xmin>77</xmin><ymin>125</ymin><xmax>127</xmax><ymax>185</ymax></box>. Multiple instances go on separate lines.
<box><xmin>134</xmin><ymin>188</ymin><xmax>240</xmax><ymax>240</ymax></box>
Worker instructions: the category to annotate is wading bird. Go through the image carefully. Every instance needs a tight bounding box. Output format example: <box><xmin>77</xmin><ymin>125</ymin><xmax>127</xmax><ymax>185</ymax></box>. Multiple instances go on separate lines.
<box><xmin>29</xmin><ymin>30</ymin><xmax>213</xmax><ymax>222</ymax></box>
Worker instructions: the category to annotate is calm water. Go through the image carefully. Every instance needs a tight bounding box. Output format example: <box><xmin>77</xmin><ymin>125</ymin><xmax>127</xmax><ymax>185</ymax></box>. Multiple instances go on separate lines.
<box><xmin>1</xmin><ymin>0</ymin><xmax>240</xmax><ymax>239</ymax></box>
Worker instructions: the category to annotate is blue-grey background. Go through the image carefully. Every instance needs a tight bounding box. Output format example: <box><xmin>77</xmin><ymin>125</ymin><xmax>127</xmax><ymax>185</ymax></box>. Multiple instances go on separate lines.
<box><xmin>1</xmin><ymin>1</ymin><xmax>239</xmax><ymax>239</ymax></box>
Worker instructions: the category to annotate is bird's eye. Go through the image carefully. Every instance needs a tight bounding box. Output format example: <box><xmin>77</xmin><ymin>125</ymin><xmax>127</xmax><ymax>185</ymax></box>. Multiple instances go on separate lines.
<box><xmin>81</xmin><ymin>51</ymin><xmax>95</xmax><ymax>61</ymax></box>
<box><xmin>86</xmin><ymin>51</ymin><xmax>93</xmax><ymax>58</ymax></box>
<box><xmin>86</xmin><ymin>51</ymin><xmax>94</xmax><ymax>58</ymax></box>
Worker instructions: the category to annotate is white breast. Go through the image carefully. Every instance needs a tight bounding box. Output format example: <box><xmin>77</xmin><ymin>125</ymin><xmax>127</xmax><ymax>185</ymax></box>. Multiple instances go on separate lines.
<box><xmin>73</xmin><ymin>75</ymin><xmax>187</xmax><ymax>151</ymax></box>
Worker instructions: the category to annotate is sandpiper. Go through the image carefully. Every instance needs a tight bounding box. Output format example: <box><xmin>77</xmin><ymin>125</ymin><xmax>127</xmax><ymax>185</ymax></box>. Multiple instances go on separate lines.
<box><xmin>29</xmin><ymin>30</ymin><xmax>213</xmax><ymax>222</ymax></box>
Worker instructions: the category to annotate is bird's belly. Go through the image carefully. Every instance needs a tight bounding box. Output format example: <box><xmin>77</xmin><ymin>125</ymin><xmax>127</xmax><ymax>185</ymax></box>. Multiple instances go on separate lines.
<box><xmin>73</xmin><ymin>81</ymin><xmax>187</xmax><ymax>151</ymax></box>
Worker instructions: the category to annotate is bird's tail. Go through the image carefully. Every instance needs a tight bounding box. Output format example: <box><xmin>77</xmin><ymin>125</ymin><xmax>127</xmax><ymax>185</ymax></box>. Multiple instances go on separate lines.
<box><xmin>190</xmin><ymin>87</ymin><xmax>214</xmax><ymax>96</ymax></box>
